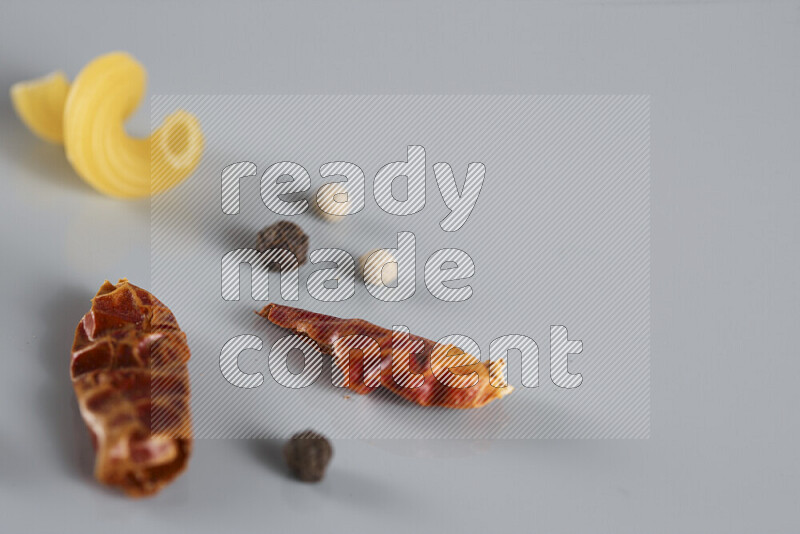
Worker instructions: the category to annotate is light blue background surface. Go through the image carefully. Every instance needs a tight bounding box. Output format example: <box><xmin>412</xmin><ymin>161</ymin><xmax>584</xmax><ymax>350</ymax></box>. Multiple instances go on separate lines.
<box><xmin>1</xmin><ymin>1</ymin><xmax>798</xmax><ymax>532</ymax></box>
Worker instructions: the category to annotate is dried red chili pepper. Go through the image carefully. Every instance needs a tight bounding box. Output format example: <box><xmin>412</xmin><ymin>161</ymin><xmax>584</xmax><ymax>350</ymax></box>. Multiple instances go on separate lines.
<box><xmin>70</xmin><ymin>279</ymin><xmax>192</xmax><ymax>497</ymax></box>
<box><xmin>256</xmin><ymin>304</ymin><xmax>513</xmax><ymax>409</ymax></box>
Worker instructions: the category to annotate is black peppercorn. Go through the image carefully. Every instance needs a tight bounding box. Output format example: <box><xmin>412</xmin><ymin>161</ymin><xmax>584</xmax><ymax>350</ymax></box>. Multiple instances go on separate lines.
<box><xmin>283</xmin><ymin>430</ymin><xmax>333</xmax><ymax>482</ymax></box>
<box><xmin>256</xmin><ymin>221</ymin><xmax>309</xmax><ymax>266</ymax></box>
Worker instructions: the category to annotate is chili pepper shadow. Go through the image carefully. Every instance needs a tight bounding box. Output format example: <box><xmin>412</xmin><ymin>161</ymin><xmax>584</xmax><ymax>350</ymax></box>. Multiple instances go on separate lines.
<box><xmin>0</xmin><ymin>436</ymin><xmax>27</xmax><ymax>487</ymax></box>
<box><xmin>35</xmin><ymin>286</ymin><xmax>96</xmax><ymax>482</ymax></box>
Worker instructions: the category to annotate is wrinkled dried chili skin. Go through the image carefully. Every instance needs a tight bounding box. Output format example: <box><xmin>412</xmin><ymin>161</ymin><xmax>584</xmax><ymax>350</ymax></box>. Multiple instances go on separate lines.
<box><xmin>71</xmin><ymin>279</ymin><xmax>192</xmax><ymax>497</ymax></box>
<box><xmin>256</xmin><ymin>304</ymin><xmax>513</xmax><ymax>409</ymax></box>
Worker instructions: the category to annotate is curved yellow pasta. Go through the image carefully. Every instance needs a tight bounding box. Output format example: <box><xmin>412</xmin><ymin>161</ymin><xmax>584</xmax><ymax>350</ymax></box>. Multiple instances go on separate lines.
<box><xmin>10</xmin><ymin>71</ymin><xmax>70</xmax><ymax>144</ymax></box>
<box><xmin>10</xmin><ymin>52</ymin><xmax>204</xmax><ymax>198</ymax></box>
<box><xmin>63</xmin><ymin>52</ymin><xmax>204</xmax><ymax>198</ymax></box>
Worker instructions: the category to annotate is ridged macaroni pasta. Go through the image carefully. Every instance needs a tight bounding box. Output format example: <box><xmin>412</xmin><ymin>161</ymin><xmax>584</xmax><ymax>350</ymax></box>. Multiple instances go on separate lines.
<box><xmin>10</xmin><ymin>52</ymin><xmax>204</xmax><ymax>198</ymax></box>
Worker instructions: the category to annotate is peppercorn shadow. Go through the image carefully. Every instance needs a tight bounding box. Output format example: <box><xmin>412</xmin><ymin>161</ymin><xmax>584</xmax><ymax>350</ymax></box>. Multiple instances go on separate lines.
<box><xmin>245</xmin><ymin>438</ymin><xmax>289</xmax><ymax>477</ymax></box>
<box><xmin>243</xmin><ymin>438</ymin><xmax>432</xmax><ymax>511</ymax></box>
